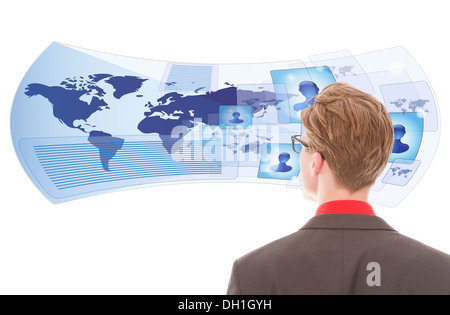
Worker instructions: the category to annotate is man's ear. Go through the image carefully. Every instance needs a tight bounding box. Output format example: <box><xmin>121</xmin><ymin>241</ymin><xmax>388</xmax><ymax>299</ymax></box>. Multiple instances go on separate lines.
<box><xmin>311</xmin><ymin>152</ymin><xmax>324</xmax><ymax>175</ymax></box>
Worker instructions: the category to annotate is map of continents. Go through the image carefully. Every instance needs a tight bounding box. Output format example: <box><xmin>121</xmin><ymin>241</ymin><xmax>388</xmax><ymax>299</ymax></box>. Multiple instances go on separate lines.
<box><xmin>24</xmin><ymin>74</ymin><xmax>147</xmax><ymax>171</ymax></box>
<box><xmin>24</xmin><ymin>73</ymin><xmax>285</xmax><ymax>171</ymax></box>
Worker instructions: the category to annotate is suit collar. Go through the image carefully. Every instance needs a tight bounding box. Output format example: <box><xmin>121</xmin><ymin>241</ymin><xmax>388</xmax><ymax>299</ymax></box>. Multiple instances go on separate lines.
<box><xmin>301</xmin><ymin>214</ymin><xmax>397</xmax><ymax>231</ymax></box>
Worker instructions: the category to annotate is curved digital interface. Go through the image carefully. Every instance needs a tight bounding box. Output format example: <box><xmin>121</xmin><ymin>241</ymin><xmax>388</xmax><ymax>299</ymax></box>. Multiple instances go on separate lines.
<box><xmin>10</xmin><ymin>43</ymin><xmax>440</xmax><ymax>206</ymax></box>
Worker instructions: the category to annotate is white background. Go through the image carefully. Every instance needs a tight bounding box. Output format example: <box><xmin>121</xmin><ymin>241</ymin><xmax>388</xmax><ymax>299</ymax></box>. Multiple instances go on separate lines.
<box><xmin>1</xmin><ymin>0</ymin><xmax>449</xmax><ymax>294</ymax></box>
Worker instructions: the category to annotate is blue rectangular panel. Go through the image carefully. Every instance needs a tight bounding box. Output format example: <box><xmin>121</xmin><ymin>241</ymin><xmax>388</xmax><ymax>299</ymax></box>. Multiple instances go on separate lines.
<box><xmin>161</xmin><ymin>63</ymin><xmax>215</xmax><ymax>92</ymax></box>
<box><xmin>389</xmin><ymin>112</ymin><xmax>423</xmax><ymax>163</ymax></box>
<box><xmin>257</xmin><ymin>143</ymin><xmax>301</xmax><ymax>180</ymax></box>
<box><xmin>382</xmin><ymin>159</ymin><xmax>421</xmax><ymax>186</ymax></box>
<box><xmin>270</xmin><ymin>66</ymin><xmax>336</xmax><ymax>123</ymax></box>
<box><xmin>381</xmin><ymin>81</ymin><xmax>437</xmax><ymax>132</ymax></box>
<box><xmin>219</xmin><ymin>105</ymin><xmax>252</xmax><ymax>129</ymax></box>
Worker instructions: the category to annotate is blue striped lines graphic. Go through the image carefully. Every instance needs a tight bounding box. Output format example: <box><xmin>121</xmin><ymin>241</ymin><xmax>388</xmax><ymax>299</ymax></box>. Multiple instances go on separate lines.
<box><xmin>165</xmin><ymin>64</ymin><xmax>212</xmax><ymax>91</ymax></box>
<box><xmin>34</xmin><ymin>141</ymin><xmax>222</xmax><ymax>190</ymax></box>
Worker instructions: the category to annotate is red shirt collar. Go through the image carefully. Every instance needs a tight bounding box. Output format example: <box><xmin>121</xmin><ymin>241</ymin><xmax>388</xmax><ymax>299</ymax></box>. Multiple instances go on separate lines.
<box><xmin>315</xmin><ymin>200</ymin><xmax>375</xmax><ymax>216</ymax></box>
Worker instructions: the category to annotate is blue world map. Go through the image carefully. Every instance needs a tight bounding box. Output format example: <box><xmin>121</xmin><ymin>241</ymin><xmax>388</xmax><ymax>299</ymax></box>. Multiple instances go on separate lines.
<box><xmin>24</xmin><ymin>73</ymin><xmax>282</xmax><ymax>171</ymax></box>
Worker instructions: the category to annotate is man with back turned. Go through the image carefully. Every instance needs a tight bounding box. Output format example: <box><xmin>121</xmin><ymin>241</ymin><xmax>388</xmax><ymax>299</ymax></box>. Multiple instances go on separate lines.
<box><xmin>227</xmin><ymin>82</ymin><xmax>450</xmax><ymax>295</ymax></box>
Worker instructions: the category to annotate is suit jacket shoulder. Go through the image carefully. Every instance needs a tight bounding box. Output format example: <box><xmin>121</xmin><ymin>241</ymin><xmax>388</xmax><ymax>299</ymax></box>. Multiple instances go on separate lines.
<box><xmin>227</xmin><ymin>214</ymin><xmax>450</xmax><ymax>295</ymax></box>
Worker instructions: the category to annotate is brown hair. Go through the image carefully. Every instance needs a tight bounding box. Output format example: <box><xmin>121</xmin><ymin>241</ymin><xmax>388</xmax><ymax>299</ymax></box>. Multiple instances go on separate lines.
<box><xmin>301</xmin><ymin>82</ymin><xmax>394</xmax><ymax>192</ymax></box>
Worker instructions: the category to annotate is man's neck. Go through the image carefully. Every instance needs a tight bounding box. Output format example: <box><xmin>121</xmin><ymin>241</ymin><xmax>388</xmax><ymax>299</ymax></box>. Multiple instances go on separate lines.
<box><xmin>317</xmin><ymin>183</ymin><xmax>371</xmax><ymax>206</ymax></box>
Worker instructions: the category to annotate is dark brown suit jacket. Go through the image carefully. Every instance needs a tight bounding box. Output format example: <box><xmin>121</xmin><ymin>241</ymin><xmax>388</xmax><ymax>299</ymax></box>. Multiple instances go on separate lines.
<box><xmin>227</xmin><ymin>214</ymin><xmax>450</xmax><ymax>295</ymax></box>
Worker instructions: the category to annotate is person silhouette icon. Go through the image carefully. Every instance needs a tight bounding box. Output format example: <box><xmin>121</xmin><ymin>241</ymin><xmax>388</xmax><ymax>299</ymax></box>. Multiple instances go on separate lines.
<box><xmin>293</xmin><ymin>81</ymin><xmax>320</xmax><ymax>112</ymax></box>
<box><xmin>392</xmin><ymin>124</ymin><xmax>410</xmax><ymax>153</ymax></box>
<box><xmin>229</xmin><ymin>112</ymin><xmax>244</xmax><ymax>124</ymax></box>
<box><xmin>271</xmin><ymin>152</ymin><xmax>293</xmax><ymax>172</ymax></box>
